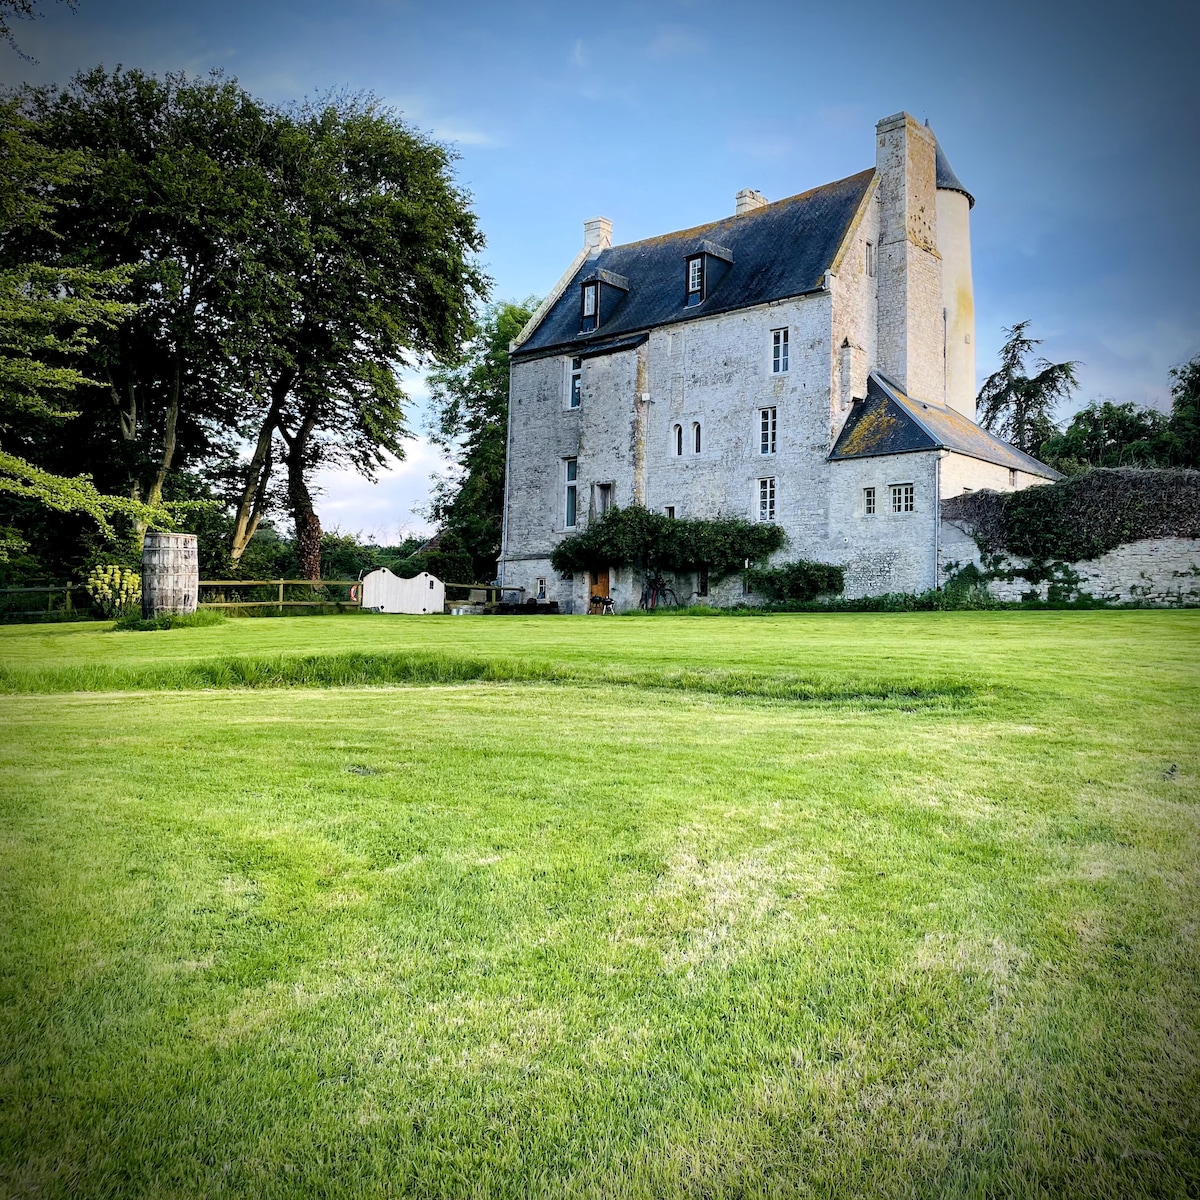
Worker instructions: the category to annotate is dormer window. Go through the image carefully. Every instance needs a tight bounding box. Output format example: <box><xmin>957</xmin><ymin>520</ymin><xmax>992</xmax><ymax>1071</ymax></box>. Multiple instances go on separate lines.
<box><xmin>581</xmin><ymin>283</ymin><xmax>598</xmax><ymax>331</ymax></box>
<box><xmin>683</xmin><ymin>242</ymin><xmax>731</xmax><ymax>308</ymax></box>
<box><xmin>578</xmin><ymin>269</ymin><xmax>629</xmax><ymax>333</ymax></box>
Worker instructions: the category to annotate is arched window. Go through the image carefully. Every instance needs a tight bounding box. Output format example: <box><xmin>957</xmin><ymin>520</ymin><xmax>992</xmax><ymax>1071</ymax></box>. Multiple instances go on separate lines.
<box><xmin>692</xmin><ymin>421</ymin><xmax>702</xmax><ymax>453</ymax></box>
<box><xmin>673</xmin><ymin>424</ymin><xmax>683</xmax><ymax>456</ymax></box>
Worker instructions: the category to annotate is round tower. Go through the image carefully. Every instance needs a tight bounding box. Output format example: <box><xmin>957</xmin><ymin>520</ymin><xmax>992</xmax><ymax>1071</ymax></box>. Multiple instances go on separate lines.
<box><xmin>933</xmin><ymin>135</ymin><xmax>976</xmax><ymax>420</ymax></box>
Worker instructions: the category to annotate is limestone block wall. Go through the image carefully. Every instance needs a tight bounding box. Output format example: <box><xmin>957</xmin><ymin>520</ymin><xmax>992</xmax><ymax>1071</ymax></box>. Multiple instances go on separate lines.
<box><xmin>502</xmin><ymin>289</ymin><xmax>852</xmax><ymax>611</ymax></box>
<box><xmin>874</xmin><ymin>113</ymin><xmax>944</xmax><ymax>405</ymax></box>
<box><xmin>827</xmin><ymin>451</ymin><xmax>940</xmax><ymax>596</ymax></box>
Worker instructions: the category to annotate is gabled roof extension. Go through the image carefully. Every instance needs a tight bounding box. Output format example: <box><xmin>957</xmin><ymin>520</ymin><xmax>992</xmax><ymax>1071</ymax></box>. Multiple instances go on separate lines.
<box><xmin>512</xmin><ymin>169</ymin><xmax>875</xmax><ymax>361</ymax></box>
<box><xmin>829</xmin><ymin>373</ymin><xmax>1063</xmax><ymax>479</ymax></box>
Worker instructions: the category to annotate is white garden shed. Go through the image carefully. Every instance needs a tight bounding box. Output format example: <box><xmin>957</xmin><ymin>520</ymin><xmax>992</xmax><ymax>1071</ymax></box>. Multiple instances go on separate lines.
<box><xmin>360</xmin><ymin>568</ymin><xmax>444</xmax><ymax>614</ymax></box>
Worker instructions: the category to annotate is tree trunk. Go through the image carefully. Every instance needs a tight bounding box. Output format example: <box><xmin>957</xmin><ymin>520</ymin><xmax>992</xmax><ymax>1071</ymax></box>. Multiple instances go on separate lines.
<box><xmin>282</xmin><ymin>406</ymin><xmax>321</xmax><ymax>580</ymax></box>
<box><xmin>230</xmin><ymin>371</ymin><xmax>296</xmax><ymax>564</ymax></box>
<box><xmin>145</xmin><ymin>359</ymin><xmax>181</xmax><ymax>510</ymax></box>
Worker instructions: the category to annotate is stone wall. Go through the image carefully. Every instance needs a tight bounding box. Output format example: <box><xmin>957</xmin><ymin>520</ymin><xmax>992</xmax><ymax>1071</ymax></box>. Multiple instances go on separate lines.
<box><xmin>940</xmin><ymin>516</ymin><xmax>1200</xmax><ymax>606</ymax></box>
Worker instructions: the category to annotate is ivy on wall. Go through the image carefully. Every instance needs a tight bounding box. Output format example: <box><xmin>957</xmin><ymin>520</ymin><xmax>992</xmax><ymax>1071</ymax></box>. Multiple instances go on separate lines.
<box><xmin>549</xmin><ymin>506</ymin><xmax>786</xmax><ymax>579</ymax></box>
<box><xmin>942</xmin><ymin>468</ymin><xmax>1200</xmax><ymax>562</ymax></box>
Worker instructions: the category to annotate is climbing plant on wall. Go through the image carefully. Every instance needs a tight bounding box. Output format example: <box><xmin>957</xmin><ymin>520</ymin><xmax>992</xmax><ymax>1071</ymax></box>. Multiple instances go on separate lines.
<box><xmin>549</xmin><ymin>505</ymin><xmax>786</xmax><ymax>579</ymax></box>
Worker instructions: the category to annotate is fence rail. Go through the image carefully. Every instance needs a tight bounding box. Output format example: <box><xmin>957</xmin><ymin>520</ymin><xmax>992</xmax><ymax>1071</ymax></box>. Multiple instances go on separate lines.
<box><xmin>1</xmin><ymin>577</ymin><xmax>523</xmax><ymax>620</ymax></box>
<box><xmin>198</xmin><ymin>579</ymin><xmax>361</xmax><ymax>613</ymax></box>
<box><xmin>0</xmin><ymin>583</ymin><xmax>88</xmax><ymax>618</ymax></box>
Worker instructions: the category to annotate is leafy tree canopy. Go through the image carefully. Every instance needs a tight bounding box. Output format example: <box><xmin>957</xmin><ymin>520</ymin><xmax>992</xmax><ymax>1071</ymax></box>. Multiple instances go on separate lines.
<box><xmin>426</xmin><ymin>298</ymin><xmax>537</xmax><ymax>581</ymax></box>
<box><xmin>978</xmin><ymin>321</ymin><xmax>1079</xmax><ymax>455</ymax></box>
<box><xmin>0</xmin><ymin>99</ymin><xmax>163</xmax><ymax>562</ymax></box>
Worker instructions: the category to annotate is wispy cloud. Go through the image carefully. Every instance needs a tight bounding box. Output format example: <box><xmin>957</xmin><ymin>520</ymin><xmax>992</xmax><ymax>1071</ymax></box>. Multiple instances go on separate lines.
<box><xmin>570</xmin><ymin>38</ymin><xmax>587</xmax><ymax>68</ymax></box>
<box><xmin>645</xmin><ymin>24</ymin><xmax>708</xmax><ymax>60</ymax></box>
<box><xmin>430</xmin><ymin>124</ymin><xmax>500</xmax><ymax>147</ymax></box>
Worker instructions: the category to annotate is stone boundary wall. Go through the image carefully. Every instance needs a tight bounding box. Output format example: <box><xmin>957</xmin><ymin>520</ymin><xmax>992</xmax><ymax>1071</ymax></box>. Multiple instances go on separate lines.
<box><xmin>939</xmin><ymin>517</ymin><xmax>1200</xmax><ymax>606</ymax></box>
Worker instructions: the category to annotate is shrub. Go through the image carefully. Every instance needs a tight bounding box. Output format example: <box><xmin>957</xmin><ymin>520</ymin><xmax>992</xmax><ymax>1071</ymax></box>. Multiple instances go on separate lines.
<box><xmin>85</xmin><ymin>565</ymin><xmax>141</xmax><ymax>618</ymax></box>
<box><xmin>745</xmin><ymin>559</ymin><xmax>844</xmax><ymax>601</ymax></box>
<box><xmin>550</xmin><ymin>505</ymin><xmax>786</xmax><ymax>580</ymax></box>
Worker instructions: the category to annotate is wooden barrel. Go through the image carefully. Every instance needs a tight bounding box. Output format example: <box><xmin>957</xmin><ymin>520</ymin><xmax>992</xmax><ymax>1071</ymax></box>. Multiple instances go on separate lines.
<box><xmin>141</xmin><ymin>532</ymin><xmax>199</xmax><ymax>618</ymax></box>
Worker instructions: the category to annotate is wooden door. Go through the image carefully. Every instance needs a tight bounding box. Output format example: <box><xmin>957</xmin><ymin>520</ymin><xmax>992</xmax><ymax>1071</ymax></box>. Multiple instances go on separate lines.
<box><xmin>589</xmin><ymin>568</ymin><xmax>610</xmax><ymax>612</ymax></box>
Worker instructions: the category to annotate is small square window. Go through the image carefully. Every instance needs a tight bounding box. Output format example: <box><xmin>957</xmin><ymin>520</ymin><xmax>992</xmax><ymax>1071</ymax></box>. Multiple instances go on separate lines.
<box><xmin>664</xmin><ymin>505</ymin><xmax>675</xmax><ymax>519</ymax></box>
<box><xmin>890</xmin><ymin>483</ymin><xmax>915</xmax><ymax>514</ymax></box>
<box><xmin>569</xmin><ymin>357</ymin><xmax>582</xmax><ymax>408</ymax></box>
<box><xmin>758</xmin><ymin>476</ymin><xmax>776</xmax><ymax>522</ymax></box>
<box><xmin>864</xmin><ymin>486</ymin><xmax>876</xmax><ymax>515</ymax></box>
<box><xmin>596</xmin><ymin>482</ymin><xmax>613</xmax><ymax>515</ymax></box>
<box><xmin>771</xmin><ymin>328</ymin><xmax>789</xmax><ymax>374</ymax></box>
<box><xmin>760</xmin><ymin>406</ymin><xmax>777</xmax><ymax>455</ymax></box>
<box><xmin>1008</xmin><ymin>468</ymin><xmax>1017</xmax><ymax>487</ymax></box>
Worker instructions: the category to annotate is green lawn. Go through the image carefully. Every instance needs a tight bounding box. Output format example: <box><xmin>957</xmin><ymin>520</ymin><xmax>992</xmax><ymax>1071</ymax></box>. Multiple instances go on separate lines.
<box><xmin>1</xmin><ymin>612</ymin><xmax>1197</xmax><ymax>1197</ymax></box>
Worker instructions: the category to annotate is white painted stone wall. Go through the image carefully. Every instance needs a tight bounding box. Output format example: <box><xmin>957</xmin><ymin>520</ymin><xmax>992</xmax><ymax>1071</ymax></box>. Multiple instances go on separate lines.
<box><xmin>937</xmin><ymin>186</ymin><xmax>976</xmax><ymax>420</ymax></box>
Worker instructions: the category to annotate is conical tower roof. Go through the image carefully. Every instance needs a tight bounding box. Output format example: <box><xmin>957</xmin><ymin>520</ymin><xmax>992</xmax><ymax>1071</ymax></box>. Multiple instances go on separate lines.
<box><xmin>933</xmin><ymin>135</ymin><xmax>974</xmax><ymax>208</ymax></box>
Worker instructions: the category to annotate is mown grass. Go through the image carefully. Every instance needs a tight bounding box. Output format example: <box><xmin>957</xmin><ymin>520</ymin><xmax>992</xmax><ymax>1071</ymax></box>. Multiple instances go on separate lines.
<box><xmin>1</xmin><ymin>612</ymin><xmax>1198</xmax><ymax>1197</ymax></box>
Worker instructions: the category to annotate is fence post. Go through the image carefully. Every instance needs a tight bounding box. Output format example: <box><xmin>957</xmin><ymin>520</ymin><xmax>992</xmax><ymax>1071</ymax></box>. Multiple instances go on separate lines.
<box><xmin>65</xmin><ymin>586</ymin><xmax>71</xmax><ymax>614</ymax></box>
<box><xmin>278</xmin><ymin>580</ymin><xmax>284</xmax><ymax>613</ymax></box>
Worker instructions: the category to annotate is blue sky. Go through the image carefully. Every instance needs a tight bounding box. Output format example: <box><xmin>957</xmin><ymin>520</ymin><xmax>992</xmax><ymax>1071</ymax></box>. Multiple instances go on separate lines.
<box><xmin>6</xmin><ymin>0</ymin><xmax>1197</xmax><ymax>537</ymax></box>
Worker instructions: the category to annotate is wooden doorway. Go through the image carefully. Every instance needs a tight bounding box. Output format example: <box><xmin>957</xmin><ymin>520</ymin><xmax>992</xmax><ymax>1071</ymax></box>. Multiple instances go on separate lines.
<box><xmin>589</xmin><ymin>568</ymin><xmax>610</xmax><ymax>614</ymax></box>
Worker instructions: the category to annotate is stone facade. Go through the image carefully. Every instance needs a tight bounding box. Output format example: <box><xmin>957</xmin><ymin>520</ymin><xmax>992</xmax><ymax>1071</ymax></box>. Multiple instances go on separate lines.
<box><xmin>500</xmin><ymin>111</ymin><xmax>1057</xmax><ymax>610</ymax></box>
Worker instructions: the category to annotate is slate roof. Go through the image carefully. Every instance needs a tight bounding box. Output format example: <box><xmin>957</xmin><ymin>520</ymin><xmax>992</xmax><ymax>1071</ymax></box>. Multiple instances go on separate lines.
<box><xmin>512</xmin><ymin>169</ymin><xmax>875</xmax><ymax>360</ymax></box>
<box><xmin>829</xmin><ymin>373</ymin><xmax>1063</xmax><ymax>479</ymax></box>
<box><xmin>934</xmin><ymin>137</ymin><xmax>973</xmax><ymax>208</ymax></box>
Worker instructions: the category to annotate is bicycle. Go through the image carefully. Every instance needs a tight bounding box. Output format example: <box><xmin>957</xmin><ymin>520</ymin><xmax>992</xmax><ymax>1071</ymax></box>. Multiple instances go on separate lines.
<box><xmin>638</xmin><ymin>573</ymin><xmax>678</xmax><ymax>611</ymax></box>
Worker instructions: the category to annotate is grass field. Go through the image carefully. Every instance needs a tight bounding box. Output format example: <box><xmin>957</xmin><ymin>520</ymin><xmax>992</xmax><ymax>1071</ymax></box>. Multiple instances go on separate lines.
<box><xmin>1</xmin><ymin>612</ymin><xmax>1198</xmax><ymax>1197</ymax></box>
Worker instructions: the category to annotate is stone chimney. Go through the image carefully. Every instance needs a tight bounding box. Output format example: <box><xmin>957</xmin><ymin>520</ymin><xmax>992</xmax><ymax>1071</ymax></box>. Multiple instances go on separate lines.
<box><xmin>874</xmin><ymin>113</ymin><xmax>943</xmax><ymax>403</ymax></box>
<box><xmin>735</xmin><ymin>188</ymin><xmax>768</xmax><ymax>215</ymax></box>
<box><xmin>583</xmin><ymin>216</ymin><xmax>612</xmax><ymax>256</ymax></box>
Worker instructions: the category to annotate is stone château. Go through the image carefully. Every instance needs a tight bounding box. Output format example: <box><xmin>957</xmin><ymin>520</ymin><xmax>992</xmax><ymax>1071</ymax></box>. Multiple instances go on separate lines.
<box><xmin>498</xmin><ymin>112</ymin><xmax>1060</xmax><ymax>609</ymax></box>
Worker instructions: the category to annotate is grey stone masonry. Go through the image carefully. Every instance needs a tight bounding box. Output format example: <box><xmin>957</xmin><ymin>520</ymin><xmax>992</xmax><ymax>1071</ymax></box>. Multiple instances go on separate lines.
<box><xmin>939</xmin><ymin>522</ymin><xmax>1200</xmax><ymax>606</ymax></box>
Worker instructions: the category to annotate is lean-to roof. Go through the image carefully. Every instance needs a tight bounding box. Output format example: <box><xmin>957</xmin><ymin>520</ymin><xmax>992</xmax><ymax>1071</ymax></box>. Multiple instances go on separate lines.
<box><xmin>829</xmin><ymin>373</ymin><xmax>1063</xmax><ymax>479</ymax></box>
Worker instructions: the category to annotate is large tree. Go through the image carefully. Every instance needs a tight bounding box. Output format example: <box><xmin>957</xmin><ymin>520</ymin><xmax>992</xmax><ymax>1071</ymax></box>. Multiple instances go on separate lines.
<box><xmin>426</xmin><ymin>298</ymin><xmax>536</xmax><ymax>581</ymax></box>
<box><xmin>14</xmin><ymin>70</ymin><xmax>487</xmax><ymax>580</ymax></box>
<box><xmin>978</xmin><ymin>321</ymin><xmax>1079</xmax><ymax>456</ymax></box>
<box><xmin>225</xmin><ymin>96</ymin><xmax>488</xmax><ymax>577</ymax></box>
<box><xmin>1038</xmin><ymin>400</ymin><xmax>1171</xmax><ymax>473</ymax></box>
<box><xmin>1166</xmin><ymin>355</ymin><xmax>1200</xmax><ymax>469</ymax></box>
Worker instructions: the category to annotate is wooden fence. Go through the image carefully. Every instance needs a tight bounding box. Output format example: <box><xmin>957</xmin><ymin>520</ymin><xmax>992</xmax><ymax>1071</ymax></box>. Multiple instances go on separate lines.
<box><xmin>198</xmin><ymin>579</ymin><xmax>362</xmax><ymax>613</ymax></box>
<box><xmin>0</xmin><ymin>578</ymin><xmax>521</xmax><ymax>620</ymax></box>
